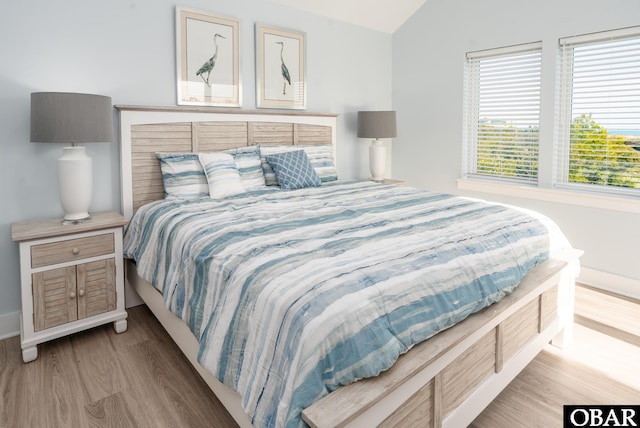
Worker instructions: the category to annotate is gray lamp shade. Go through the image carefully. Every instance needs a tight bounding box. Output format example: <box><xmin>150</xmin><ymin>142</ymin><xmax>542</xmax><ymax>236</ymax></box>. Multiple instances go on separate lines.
<box><xmin>357</xmin><ymin>111</ymin><xmax>397</xmax><ymax>139</ymax></box>
<box><xmin>30</xmin><ymin>92</ymin><xmax>114</xmax><ymax>143</ymax></box>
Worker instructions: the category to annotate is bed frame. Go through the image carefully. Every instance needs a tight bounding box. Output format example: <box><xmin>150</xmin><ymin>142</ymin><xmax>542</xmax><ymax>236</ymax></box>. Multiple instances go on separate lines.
<box><xmin>117</xmin><ymin>105</ymin><xmax>582</xmax><ymax>428</ymax></box>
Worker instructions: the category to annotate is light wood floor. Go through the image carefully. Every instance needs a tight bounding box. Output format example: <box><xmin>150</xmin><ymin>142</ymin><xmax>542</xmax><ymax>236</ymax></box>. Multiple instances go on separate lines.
<box><xmin>0</xmin><ymin>285</ymin><xmax>638</xmax><ymax>428</ymax></box>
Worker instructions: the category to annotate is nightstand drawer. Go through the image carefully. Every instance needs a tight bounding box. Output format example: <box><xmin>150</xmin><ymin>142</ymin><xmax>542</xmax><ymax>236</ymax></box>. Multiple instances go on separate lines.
<box><xmin>31</xmin><ymin>233</ymin><xmax>115</xmax><ymax>268</ymax></box>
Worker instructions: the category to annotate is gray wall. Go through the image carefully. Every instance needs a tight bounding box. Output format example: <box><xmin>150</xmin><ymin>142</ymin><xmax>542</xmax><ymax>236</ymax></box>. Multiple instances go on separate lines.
<box><xmin>392</xmin><ymin>0</ymin><xmax>640</xmax><ymax>292</ymax></box>
<box><xmin>0</xmin><ymin>0</ymin><xmax>392</xmax><ymax>320</ymax></box>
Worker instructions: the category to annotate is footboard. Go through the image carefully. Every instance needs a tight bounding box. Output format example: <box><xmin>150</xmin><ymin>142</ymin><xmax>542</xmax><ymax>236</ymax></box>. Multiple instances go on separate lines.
<box><xmin>302</xmin><ymin>249</ymin><xmax>582</xmax><ymax>428</ymax></box>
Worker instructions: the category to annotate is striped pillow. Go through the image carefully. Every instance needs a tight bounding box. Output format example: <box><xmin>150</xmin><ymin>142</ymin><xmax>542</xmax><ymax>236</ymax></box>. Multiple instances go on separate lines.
<box><xmin>156</xmin><ymin>152</ymin><xmax>209</xmax><ymax>199</ymax></box>
<box><xmin>259</xmin><ymin>144</ymin><xmax>337</xmax><ymax>186</ymax></box>
<box><xmin>303</xmin><ymin>144</ymin><xmax>338</xmax><ymax>182</ymax></box>
<box><xmin>223</xmin><ymin>145</ymin><xmax>267</xmax><ymax>191</ymax></box>
<box><xmin>198</xmin><ymin>152</ymin><xmax>245</xmax><ymax>198</ymax></box>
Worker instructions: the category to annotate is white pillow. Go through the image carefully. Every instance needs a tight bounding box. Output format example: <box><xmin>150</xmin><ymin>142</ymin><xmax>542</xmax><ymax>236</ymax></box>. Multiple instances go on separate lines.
<box><xmin>198</xmin><ymin>152</ymin><xmax>245</xmax><ymax>198</ymax></box>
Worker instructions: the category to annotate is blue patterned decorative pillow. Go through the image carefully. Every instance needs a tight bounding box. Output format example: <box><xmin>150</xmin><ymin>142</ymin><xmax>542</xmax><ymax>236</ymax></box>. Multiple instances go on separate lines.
<box><xmin>259</xmin><ymin>145</ymin><xmax>298</xmax><ymax>186</ymax></box>
<box><xmin>156</xmin><ymin>152</ymin><xmax>209</xmax><ymax>199</ymax></box>
<box><xmin>265</xmin><ymin>150</ymin><xmax>321</xmax><ymax>190</ymax></box>
<box><xmin>198</xmin><ymin>152</ymin><xmax>245</xmax><ymax>198</ymax></box>
<box><xmin>223</xmin><ymin>145</ymin><xmax>267</xmax><ymax>191</ymax></box>
<box><xmin>259</xmin><ymin>144</ymin><xmax>338</xmax><ymax>185</ymax></box>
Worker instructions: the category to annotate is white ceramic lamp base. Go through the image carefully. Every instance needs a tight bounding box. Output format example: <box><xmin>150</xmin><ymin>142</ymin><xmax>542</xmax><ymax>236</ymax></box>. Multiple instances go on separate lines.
<box><xmin>58</xmin><ymin>146</ymin><xmax>92</xmax><ymax>222</ymax></box>
<box><xmin>369</xmin><ymin>139</ymin><xmax>386</xmax><ymax>182</ymax></box>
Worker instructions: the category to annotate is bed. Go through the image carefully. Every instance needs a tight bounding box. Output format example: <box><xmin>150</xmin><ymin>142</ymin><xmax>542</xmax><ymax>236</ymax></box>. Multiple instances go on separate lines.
<box><xmin>117</xmin><ymin>105</ymin><xmax>582</xmax><ymax>428</ymax></box>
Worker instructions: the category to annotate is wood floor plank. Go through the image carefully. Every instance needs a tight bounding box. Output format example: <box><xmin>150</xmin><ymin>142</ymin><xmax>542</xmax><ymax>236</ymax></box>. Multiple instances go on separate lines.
<box><xmin>535</xmin><ymin>348</ymin><xmax>639</xmax><ymax>404</ymax></box>
<box><xmin>69</xmin><ymin>326</ymin><xmax>131</xmax><ymax>403</ymax></box>
<box><xmin>85</xmin><ymin>391</ymin><xmax>145</xmax><ymax>428</ymax></box>
<box><xmin>7</xmin><ymin>345</ymin><xmax>49</xmax><ymax>428</ymax></box>
<box><xmin>120</xmin><ymin>337</ymin><xmax>239</xmax><ymax>428</ymax></box>
<box><xmin>113</xmin><ymin>340</ymin><xmax>184</xmax><ymax>428</ymax></box>
<box><xmin>548</xmin><ymin>319</ymin><xmax>640</xmax><ymax>393</ymax></box>
<box><xmin>116</xmin><ymin>322</ymin><xmax>238</xmax><ymax>428</ymax></box>
<box><xmin>574</xmin><ymin>285</ymin><xmax>640</xmax><ymax>337</ymax></box>
<box><xmin>107</xmin><ymin>304</ymin><xmax>171</xmax><ymax>351</ymax></box>
<box><xmin>0</xmin><ymin>336</ymin><xmax>21</xmax><ymax>428</ymax></box>
<box><xmin>74</xmin><ymin>343</ymin><xmax>131</xmax><ymax>404</ymax></box>
<box><xmin>32</xmin><ymin>337</ymin><xmax>91</xmax><ymax>427</ymax></box>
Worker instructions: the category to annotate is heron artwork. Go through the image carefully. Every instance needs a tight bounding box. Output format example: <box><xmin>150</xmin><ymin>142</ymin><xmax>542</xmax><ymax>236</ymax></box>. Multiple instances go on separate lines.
<box><xmin>196</xmin><ymin>33</ymin><xmax>225</xmax><ymax>87</ymax></box>
<box><xmin>276</xmin><ymin>41</ymin><xmax>291</xmax><ymax>95</ymax></box>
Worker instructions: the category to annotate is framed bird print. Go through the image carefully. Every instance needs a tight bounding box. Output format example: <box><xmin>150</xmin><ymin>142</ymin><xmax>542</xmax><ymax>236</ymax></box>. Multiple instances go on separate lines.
<box><xmin>255</xmin><ymin>24</ymin><xmax>306</xmax><ymax>110</ymax></box>
<box><xmin>176</xmin><ymin>7</ymin><xmax>241</xmax><ymax>107</ymax></box>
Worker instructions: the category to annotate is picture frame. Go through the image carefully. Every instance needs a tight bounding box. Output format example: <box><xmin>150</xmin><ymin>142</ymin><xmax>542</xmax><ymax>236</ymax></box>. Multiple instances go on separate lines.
<box><xmin>176</xmin><ymin>7</ymin><xmax>241</xmax><ymax>107</ymax></box>
<box><xmin>255</xmin><ymin>23</ymin><xmax>306</xmax><ymax>110</ymax></box>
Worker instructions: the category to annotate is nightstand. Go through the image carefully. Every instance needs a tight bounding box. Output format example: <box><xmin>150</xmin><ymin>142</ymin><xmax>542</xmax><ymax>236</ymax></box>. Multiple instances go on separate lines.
<box><xmin>11</xmin><ymin>211</ymin><xmax>129</xmax><ymax>363</ymax></box>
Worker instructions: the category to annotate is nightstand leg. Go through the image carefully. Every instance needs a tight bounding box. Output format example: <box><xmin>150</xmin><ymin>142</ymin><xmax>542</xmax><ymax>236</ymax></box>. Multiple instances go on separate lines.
<box><xmin>22</xmin><ymin>346</ymin><xmax>38</xmax><ymax>363</ymax></box>
<box><xmin>113</xmin><ymin>319</ymin><xmax>128</xmax><ymax>334</ymax></box>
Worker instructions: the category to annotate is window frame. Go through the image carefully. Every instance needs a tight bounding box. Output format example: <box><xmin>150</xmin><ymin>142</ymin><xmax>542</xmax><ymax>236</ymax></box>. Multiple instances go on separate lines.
<box><xmin>462</xmin><ymin>41</ymin><xmax>543</xmax><ymax>185</ymax></box>
<box><xmin>555</xmin><ymin>26</ymin><xmax>640</xmax><ymax>198</ymax></box>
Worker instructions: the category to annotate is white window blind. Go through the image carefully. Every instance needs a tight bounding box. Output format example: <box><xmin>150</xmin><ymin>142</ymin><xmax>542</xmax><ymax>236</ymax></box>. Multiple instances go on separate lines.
<box><xmin>557</xmin><ymin>27</ymin><xmax>640</xmax><ymax>195</ymax></box>
<box><xmin>463</xmin><ymin>42</ymin><xmax>542</xmax><ymax>183</ymax></box>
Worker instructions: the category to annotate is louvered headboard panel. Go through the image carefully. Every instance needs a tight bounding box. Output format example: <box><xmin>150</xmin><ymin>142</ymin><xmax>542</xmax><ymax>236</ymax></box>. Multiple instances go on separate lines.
<box><xmin>117</xmin><ymin>106</ymin><xmax>338</xmax><ymax>219</ymax></box>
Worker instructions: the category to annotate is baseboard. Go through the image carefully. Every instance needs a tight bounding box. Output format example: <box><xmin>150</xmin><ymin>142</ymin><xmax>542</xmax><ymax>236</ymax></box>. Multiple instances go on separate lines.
<box><xmin>578</xmin><ymin>267</ymin><xmax>640</xmax><ymax>301</ymax></box>
<box><xmin>0</xmin><ymin>311</ymin><xmax>20</xmax><ymax>340</ymax></box>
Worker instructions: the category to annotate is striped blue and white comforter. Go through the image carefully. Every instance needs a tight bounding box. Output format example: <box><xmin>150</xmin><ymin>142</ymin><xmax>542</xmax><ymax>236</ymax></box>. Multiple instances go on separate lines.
<box><xmin>123</xmin><ymin>180</ymin><xmax>571</xmax><ymax>428</ymax></box>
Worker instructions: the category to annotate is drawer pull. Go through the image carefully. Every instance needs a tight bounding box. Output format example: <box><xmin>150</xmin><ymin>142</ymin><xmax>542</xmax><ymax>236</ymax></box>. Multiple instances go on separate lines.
<box><xmin>72</xmin><ymin>247</ymin><xmax>80</xmax><ymax>255</ymax></box>
<box><xmin>69</xmin><ymin>291</ymin><xmax>76</xmax><ymax>299</ymax></box>
<box><xmin>78</xmin><ymin>289</ymin><xmax>85</xmax><ymax>297</ymax></box>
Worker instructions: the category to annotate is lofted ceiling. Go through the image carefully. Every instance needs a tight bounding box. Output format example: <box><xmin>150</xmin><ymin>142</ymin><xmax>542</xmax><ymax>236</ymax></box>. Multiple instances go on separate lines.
<box><xmin>272</xmin><ymin>0</ymin><xmax>428</xmax><ymax>34</ymax></box>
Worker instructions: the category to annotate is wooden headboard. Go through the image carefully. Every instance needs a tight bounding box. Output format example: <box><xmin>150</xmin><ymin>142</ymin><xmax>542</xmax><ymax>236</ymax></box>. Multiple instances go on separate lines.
<box><xmin>116</xmin><ymin>105</ymin><xmax>338</xmax><ymax>219</ymax></box>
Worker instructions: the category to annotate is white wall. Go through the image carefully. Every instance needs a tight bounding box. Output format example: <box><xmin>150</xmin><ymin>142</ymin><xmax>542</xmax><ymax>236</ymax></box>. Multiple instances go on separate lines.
<box><xmin>0</xmin><ymin>0</ymin><xmax>392</xmax><ymax>323</ymax></box>
<box><xmin>392</xmin><ymin>0</ymin><xmax>640</xmax><ymax>296</ymax></box>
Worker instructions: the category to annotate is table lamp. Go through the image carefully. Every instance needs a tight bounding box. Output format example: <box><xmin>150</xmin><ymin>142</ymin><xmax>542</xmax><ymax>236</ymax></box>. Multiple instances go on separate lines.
<box><xmin>30</xmin><ymin>92</ymin><xmax>113</xmax><ymax>224</ymax></box>
<box><xmin>357</xmin><ymin>110</ymin><xmax>397</xmax><ymax>182</ymax></box>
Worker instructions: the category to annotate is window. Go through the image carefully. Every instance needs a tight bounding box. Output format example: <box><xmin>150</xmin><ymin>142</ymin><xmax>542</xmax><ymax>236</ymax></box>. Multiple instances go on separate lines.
<box><xmin>463</xmin><ymin>42</ymin><xmax>542</xmax><ymax>184</ymax></box>
<box><xmin>557</xmin><ymin>27</ymin><xmax>640</xmax><ymax>195</ymax></box>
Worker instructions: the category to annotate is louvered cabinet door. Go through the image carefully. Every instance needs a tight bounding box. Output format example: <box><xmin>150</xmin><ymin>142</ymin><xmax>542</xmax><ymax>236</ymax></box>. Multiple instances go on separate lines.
<box><xmin>77</xmin><ymin>259</ymin><xmax>117</xmax><ymax>319</ymax></box>
<box><xmin>32</xmin><ymin>266</ymin><xmax>78</xmax><ymax>331</ymax></box>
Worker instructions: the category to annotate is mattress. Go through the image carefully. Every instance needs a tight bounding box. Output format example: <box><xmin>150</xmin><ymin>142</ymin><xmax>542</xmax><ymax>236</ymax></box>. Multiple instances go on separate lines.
<box><xmin>123</xmin><ymin>180</ymin><xmax>571</xmax><ymax>428</ymax></box>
